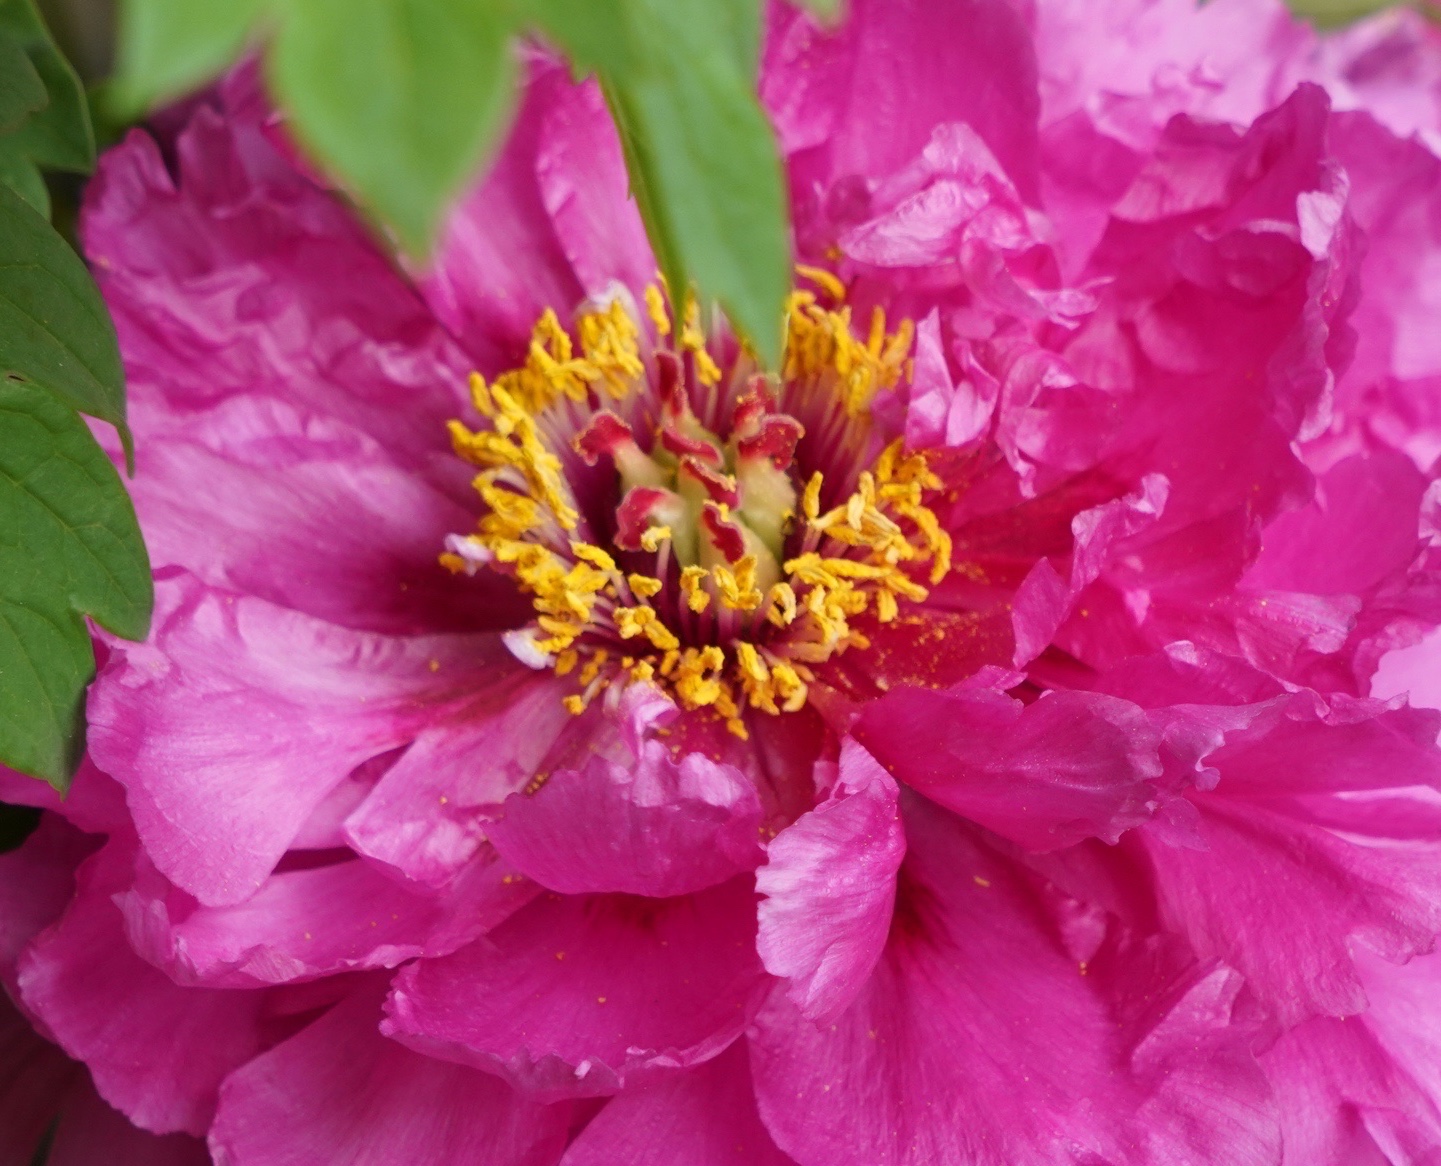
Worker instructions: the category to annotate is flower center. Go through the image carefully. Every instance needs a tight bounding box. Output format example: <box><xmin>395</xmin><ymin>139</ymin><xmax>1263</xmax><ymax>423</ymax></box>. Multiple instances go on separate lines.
<box><xmin>441</xmin><ymin>271</ymin><xmax>950</xmax><ymax>737</ymax></box>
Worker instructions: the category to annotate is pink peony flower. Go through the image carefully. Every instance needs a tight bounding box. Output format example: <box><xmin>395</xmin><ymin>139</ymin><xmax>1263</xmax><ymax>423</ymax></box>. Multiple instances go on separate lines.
<box><xmin>6</xmin><ymin>1</ymin><xmax>1441</xmax><ymax>1162</ymax></box>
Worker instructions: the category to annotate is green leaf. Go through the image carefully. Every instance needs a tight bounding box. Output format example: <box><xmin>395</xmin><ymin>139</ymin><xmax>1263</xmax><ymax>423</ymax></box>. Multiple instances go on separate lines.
<box><xmin>0</xmin><ymin>27</ymin><xmax>45</xmax><ymax>135</ymax></box>
<box><xmin>109</xmin><ymin>0</ymin><xmax>270</xmax><ymax>118</ymax></box>
<box><xmin>0</xmin><ymin>380</ymin><xmax>151</xmax><ymax>789</ymax></box>
<box><xmin>1284</xmin><ymin>0</ymin><xmax>1398</xmax><ymax>26</ymax></box>
<box><xmin>603</xmin><ymin>0</ymin><xmax>790</xmax><ymax>367</ymax></box>
<box><xmin>270</xmin><ymin>0</ymin><xmax>519</xmax><ymax>258</ymax></box>
<box><xmin>517</xmin><ymin>0</ymin><xmax>634</xmax><ymax>73</ymax></box>
<box><xmin>0</xmin><ymin>0</ymin><xmax>93</xmax><ymax>174</ymax></box>
<box><xmin>0</xmin><ymin>137</ymin><xmax>46</xmax><ymax>215</ymax></box>
<box><xmin>797</xmin><ymin>0</ymin><xmax>842</xmax><ymax>19</ymax></box>
<box><xmin>0</xmin><ymin>181</ymin><xmax>128</xmax><ymax>444</ymax></box>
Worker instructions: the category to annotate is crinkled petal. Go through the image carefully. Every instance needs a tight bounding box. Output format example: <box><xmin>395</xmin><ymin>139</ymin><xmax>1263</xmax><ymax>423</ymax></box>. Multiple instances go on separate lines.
<box><xmin>763</xmin><ymin>0</ymin><xmax>1041</xmax><ymax>202</ymax></box>
<box><xmin>210</xmin><ymin>983</ymin><xmax>569</xmax><ymax>1166</ymax></box>
<box><xmin>1145</xmin><ymin>790</ymin><xmax>1441</xmax><ymax>1025</ymax></box>
<box><xmin>82</xmin><ymin>102</ymin><xmax>472</xmax><ymax>477</ymax></box>
<box><xmin>384</xmin><ymin>877</ymin><xmax>764</xmax><ymax>1099</ymax></box>
<box><xmin>755</xmin><ymin>739</ymin><xmax>903</xmax><ymax>1024</ymax></box>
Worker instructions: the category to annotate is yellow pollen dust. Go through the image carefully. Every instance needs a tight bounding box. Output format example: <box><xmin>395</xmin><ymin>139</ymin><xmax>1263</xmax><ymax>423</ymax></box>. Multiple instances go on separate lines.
<box><xmin>442</xmin><ymin>279</ymin><xmax>947</xmax><ymax>738</ymax></box>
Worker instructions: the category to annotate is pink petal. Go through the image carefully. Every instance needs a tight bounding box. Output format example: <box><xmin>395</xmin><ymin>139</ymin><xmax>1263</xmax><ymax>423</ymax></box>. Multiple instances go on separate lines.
<box><xmin>121</xmin><ymin>396</ymin><xmax>513</xmax><ymax>636</ymax></box>
<box><xmin>485</xmin><ymin>689</ymin><xmax>764</xmax><ymax>897</ymax></box>
<box><xmin>384</xmin><ymin>877</ymin><xmax>764</xmax><ymax>1099</ymax></box>
<box><xmin>0</xmin><ymin>816</ymin><xmax>95</xmax><ymax>996</ymax></box>
<box><xmin>1246</xmin><ymin>450</ymin><xmax>1429</xmax><ymax>597</ymax></box>
<box><xmin>560</xmin><ymin>1042</ymin><xmax>794</xmax><ymax>1166</ymax></box>
<box><xmin>756</xmin><ymin>739</ymin><xmax>904</xmax><ymax>1024</ymax></box>
<box><xmin>87</xmin><ymin>572</ymin><xmax>511</xmax><ymax>906</ymax></box>
<box><xmin>17</xmin><ymin>837</ymin><xmax>265</xmax><ymax>1135</ymax></box>
<box><xmin>211</xmin><ymin>984</ymin><xmax>568</xmax><ymax>1166</ymax></box>
<box><xmin>853</xmin><ymin>685</ymin><xmax>1160</xmax><ymax>849</ymax></box>
<box><xmin>1260</xmin><ymin>947</ymin><xmax>1441</xmax><ymax>1164</ymax></box>
<box><xmin>748</xmin><ymin>795</ymin><xmax>1280</xmax><ymax>1166</ymax></box>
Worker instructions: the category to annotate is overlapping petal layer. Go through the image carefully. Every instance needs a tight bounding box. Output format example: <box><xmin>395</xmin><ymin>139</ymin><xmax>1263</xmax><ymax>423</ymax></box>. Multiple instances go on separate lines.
<box><xmin>5</xmin><ymin>2</ymin><xmax>1441</xmax><ymax>1164</ymax></box>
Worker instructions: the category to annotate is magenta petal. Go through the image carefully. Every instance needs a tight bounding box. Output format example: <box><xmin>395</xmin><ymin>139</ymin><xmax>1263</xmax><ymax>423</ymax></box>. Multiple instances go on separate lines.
<box><xmin>1145</xmin><ymin>791</ymin><xmax>1441</xmax><ymax>1025</ymax></box>
<box><xmin>211</xmin><ymin>984</ymin><xmax>568</xmax><ymax>1166</ymax></box>
<box><xmin>854</xmin><ymin>685</ymin><xmax>1160</xmax><ymax>849</ymax></box>
<box><xmin>17</xmin><ymin>838</ymin><xmax>263</xmax><ymax>1135</ymax></box>
<box><xmin>384</xmin><ymin>877</ymin><xmax>764</xmax><ymax>1099</ymax></box>
<box><xmin>485</xmin><ymin>689</ymin><xmax>765</xmax><ymax>897</ymax></box>
<box><xmin>0</xmin><ymin>816</ymin><xmax>95</xmax><ymax>996</ymax></box>
<box><xmin>0</xmin><ymin>990</ymin><xmax>78</xmax><ymax>1163</ymax></box>
<box><xmin>560</xmin><ymin>1042</ymin><xmax>794</xmax><ymax>1166</ymax></box>
<box><xmin>749</xmin><ymin>796</ymin><xmax>1280</xmax><ymax>1166</ymax></box>
<box><xmin>0</xmin><ymin>758</ymin><xmax>129</xmax><ymax>835</ymax></box>
<box><xmin>87</xmin><ymin>572</ymin><xmax>506</xmax><ymax>906</ymax></box>
<box><xmin>48</xmin><ymin>1076</ymin><xmax>210</xmax><ymax>1166</ymax></box>
<box><xmin>756</xmin><ymin>739</ymin><xmax>903</xmax><ymax>1025</ymax></box>
<box><xmin>763</xmin><ymin>0</ymin><xmax>1040</xmax><ymax>201</ymax></box>
<box><xmin>118</xmin><ymin>849</ymin><xmax>532</xmax><ymax>989</ymax></box>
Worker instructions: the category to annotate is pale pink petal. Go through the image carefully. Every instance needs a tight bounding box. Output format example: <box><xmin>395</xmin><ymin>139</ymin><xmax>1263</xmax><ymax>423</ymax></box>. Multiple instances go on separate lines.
<box><xmin>756</xmin><ymin>739</ymin><xmax>903</xmax><ymax>1024</ymax></box>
